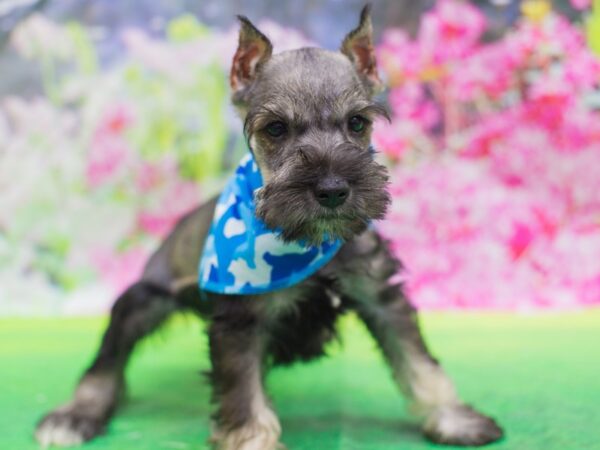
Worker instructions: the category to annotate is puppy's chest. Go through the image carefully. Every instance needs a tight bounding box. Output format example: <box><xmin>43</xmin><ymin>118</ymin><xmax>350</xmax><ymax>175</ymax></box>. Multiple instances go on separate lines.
<box><xmin>257</xmin><ymin>280</ymin><xmax>346</xmax><ymax>366</ymax></box>
<box><xmin>254</xmin><ymin>230</ymin><xmax>391</xmax><ymax>322</ymax></box>
<box><xmin>257</xmin><ymin>282</ymin><xmax>343</xmax><ymax>323</ymax></box>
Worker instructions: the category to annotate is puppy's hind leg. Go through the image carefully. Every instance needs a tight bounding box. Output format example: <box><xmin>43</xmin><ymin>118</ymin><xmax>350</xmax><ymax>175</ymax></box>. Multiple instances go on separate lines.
<box><xmin>35</xmin><ymin>281</ymin><xmax>178</xmax><ymax>447</ymax></box>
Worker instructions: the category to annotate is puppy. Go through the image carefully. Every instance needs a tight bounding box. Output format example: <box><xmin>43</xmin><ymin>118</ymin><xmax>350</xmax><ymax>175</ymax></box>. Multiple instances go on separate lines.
<box><xmin>36</xmin><ymin>6</ymin><xmax>503</xmax><ymax>449</ymax></box>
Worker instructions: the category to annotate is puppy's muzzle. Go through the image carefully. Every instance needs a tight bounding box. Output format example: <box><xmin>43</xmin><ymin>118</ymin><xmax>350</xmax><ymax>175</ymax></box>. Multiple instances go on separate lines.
<box><xmin>314</xmin><ymin>176</ymin><xmax>350</xmax><ymax>209</ymax></box>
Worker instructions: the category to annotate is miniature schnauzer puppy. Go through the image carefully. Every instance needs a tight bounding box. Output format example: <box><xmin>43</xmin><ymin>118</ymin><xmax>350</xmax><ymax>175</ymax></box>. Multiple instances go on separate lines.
<box><xmin>36</xmin><ymin>6</ymin><xmax>503</xmax><ymax>449</ymax></box>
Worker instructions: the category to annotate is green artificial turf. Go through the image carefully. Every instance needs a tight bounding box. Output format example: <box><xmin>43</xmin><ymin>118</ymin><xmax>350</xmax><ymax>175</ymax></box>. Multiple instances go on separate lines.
<box><xmin>1</xmin><ymin>311</ymin><xmax>599</xmax><ymax>450</ymax></box>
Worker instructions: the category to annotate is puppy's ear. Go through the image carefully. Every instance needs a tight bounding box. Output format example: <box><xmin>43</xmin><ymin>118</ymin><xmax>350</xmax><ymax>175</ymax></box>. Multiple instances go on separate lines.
<box><xmin>230</xmin><ymin>16</ymin><xmax>273</xmax><ymax>100</ymax></box>
<box><xmin>341</xmin><ymin>5</ymin><xmax>383</xmax><ymax>95</ymax></box>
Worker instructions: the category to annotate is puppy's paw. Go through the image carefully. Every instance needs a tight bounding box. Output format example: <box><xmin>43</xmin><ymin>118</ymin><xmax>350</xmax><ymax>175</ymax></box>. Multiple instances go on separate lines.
<box><xmin>423</xmin><ymin>404</ymin><xmax>503</xmax><ymax>446</ymax></box>
<box><xmin>211</xmin><ymin>427</ymin><xmax>283</xmax><ymax>450</ymax></box>
<box><xmin>211</xmin><ymin>409</ymin><xmax>282</xmax><ymax>450</ymax></box>
<box><xmin>35</xmin><ymin>406</ymin><xmax>105</xmax><ymax>448</ymax></box>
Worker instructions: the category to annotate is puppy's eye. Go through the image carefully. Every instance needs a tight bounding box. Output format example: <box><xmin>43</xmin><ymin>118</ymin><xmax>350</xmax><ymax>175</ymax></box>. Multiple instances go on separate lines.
<box><xmin>265</xmin><ymin>121</ymin><xmax>287</xmax><ymax>138</ymax></box>
<box><xmin>348</xmin><ymin>115</ymin><xmax>367</xmax><ymax>134</ymax></box>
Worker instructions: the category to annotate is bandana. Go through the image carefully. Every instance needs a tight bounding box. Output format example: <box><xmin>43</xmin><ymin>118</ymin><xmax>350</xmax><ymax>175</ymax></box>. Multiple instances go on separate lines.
<box><xmin>198</xmin><ymin>153</ymin><xmax>343</xmax><ymax>295</ymax></box>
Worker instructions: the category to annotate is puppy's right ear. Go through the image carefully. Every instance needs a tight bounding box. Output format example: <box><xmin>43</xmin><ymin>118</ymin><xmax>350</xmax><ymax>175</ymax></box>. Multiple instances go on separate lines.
<box><xmin>230</xmin><ymin>16</ymin><xmax>273</xmax><ymax>100</ymax></box>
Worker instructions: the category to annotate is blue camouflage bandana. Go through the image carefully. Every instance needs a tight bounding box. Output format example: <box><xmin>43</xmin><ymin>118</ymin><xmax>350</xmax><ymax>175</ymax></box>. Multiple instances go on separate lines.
<box><xmin>198</xmin><ymin>153</ymin><xmax>343</xmax><ymax>295</ymax></box>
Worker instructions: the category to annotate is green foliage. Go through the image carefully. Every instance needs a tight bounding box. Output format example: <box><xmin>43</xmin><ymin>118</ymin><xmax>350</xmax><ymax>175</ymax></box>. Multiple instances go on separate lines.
<box><xmin>66</xmin><ymin>22</ymin><xmax>98</xmax><ymax>75</ymax></box>
<box><xmin>167</xmin><ymin>14</ymin><xmax>210</xmax><ymax>42</ymax></box>
<box><xmin>587</xmin><ymin>0</ymin><xmax>600</xmax><ymax>54</ymax></box>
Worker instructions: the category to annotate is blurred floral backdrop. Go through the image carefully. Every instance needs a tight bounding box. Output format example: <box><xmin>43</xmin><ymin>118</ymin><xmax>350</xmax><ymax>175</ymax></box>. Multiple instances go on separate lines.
<box><xmin>376</xmin><ymin>0</ymin><xmax>600</xmax><ymax>310</ymax></box>
<box><xmin>1</xmin><ymin>0</ymin><xmax>599</xmax><ymax>314</ymax></box>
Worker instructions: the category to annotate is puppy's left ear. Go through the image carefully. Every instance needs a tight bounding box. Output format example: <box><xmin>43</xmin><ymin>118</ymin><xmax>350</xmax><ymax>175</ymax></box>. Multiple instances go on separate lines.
<box><xmin>230</xmin><ymin>16</ymin><xmax>273</xmax><ymax>102</ymax></box>
<box><xmin>341</xmin><ymin>5</ymin><xmax>383</xmax><ymax>95</ymax></box>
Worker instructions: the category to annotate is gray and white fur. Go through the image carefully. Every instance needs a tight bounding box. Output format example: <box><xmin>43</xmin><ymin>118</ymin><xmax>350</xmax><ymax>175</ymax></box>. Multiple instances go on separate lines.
<box><xmin>35</xmin><ymin>6</ymin><xmax>503</xmax><ymax>449</ymax></box>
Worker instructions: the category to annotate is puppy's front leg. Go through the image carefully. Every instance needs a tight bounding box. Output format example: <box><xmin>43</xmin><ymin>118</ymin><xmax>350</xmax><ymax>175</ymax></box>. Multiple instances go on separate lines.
<box><xmin>208</xmin><ymin>296</ymin><xmax>282</xmax><ymax>450</ymax></box>
<box><xmin>352</xmin><ymin>282</ymin><xmax>503</xmax><ymax>446</ymax></box>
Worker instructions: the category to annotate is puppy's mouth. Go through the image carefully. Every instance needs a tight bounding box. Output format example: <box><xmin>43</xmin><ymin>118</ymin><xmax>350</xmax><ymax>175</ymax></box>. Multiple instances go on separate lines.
<box><xmin>315</xmin><ymin>207</ymin><xmax>346</xmax><ymax>221</ymax></box>
<box><xmin>255</xmin><ymin>192</ymin><xmax>379</xmax><ymax>246</ymax></box>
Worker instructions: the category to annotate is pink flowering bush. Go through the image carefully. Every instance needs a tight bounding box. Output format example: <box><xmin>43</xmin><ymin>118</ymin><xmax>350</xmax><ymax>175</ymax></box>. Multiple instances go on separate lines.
<box><xmin>375</xmin><ymin>1</ymin><xmax>600</xmax><ymax>310</ymax></box>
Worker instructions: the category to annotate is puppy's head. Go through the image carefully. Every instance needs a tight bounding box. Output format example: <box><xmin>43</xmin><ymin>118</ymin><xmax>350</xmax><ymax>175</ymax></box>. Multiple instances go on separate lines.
<box><xmin>230</xmin><ymin>6</ymin><xmax>390</xmax><ymax>245</ymax></box>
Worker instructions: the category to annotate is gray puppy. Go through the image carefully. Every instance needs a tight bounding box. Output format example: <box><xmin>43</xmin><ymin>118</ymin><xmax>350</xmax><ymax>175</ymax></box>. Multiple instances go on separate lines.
<box><xmin>35</xmin><ymin>6</ymin><xmax>503</xmax><ymax>450</ymax></box>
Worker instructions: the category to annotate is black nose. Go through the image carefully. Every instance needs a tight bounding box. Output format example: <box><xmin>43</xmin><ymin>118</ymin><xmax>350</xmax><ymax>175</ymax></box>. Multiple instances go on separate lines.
<box><xmin>314</xmin><ymin>177</ymin><xmax>350</xmax><ymax>209</ymax></box>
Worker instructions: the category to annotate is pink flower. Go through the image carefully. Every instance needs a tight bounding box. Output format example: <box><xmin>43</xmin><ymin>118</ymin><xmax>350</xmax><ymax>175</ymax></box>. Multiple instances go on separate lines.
<box><xmin>461</xmin><ymin>113</ymin><xmax>512</xmax><ymax>158</ymax></box>
<box><xmin>570</xmin><ymin>0</ymin><xmax>592</xmax><ymax>10</ymax></box>
<box><xmin>564</xmin><ymin>49</ymin><xmax>600</xmax><ymax>90</ymax></box>
<box><xmin>378</xmin><ymin>29</ymin><xmax>423</xmax><ymax>83</ymax></box>
<box><xmin>136</xmin><ymin>161</ymin><xmax>164</xmax><ymax>192</ymax></box>
<box><xmin>507</xmin><ymin>223</ymin><xmax>535</xmax><ymax>260</ymax></box>
<box><xmin>524</xmin><ymin>82</ymin><xmax>571</xmax><ymax>130</ymax></box>
<box><xmin>86</xmin><ymin>134</ymin><xmax>131</xmax><ymax>188</ymax></box>
<box><xmin>418</xmin><ymin>0</ymin><xmax>486</xmax><ymax>64</ymax></box>
<box><xmin>137</xmin><ymin>181</ymin><xmax>199</xmax><ymax>238</ymax></box>
<box><xmin>90</xmin><ymin>247</ymin><xmax>148</xmax><ymax>295</ymax></box>
<box><xmin>448</xmin><ymin>44</ymin><xmax>517</xmax><ymax>101</ymax></box>
<box><xmin>137</xmin><ymin>212</ymin><xmax>174</xmax><ymax>238</ymax></box>
<box><xmin>388</xmin><ymin>82</ymin><xmax>440</xmax><ymax>129</ymax></box>
<box><xmin>98</xmin><ymin>103</ymin><xmax>134</xmax><ymax>135</ymax></box>
<box><xmin>372</xmin><ymin>119</ymin><xmax>424</xmax><ymax>160</ymax></box>
<box><xmin>135</xmin><ymin>157</ymin><xmax>179</xmax><ymax>193</ymax></box>
<box><xmin>86</xmin><ymin>104</ymin><xmax>135</xmax><ymax>188</ymax></box>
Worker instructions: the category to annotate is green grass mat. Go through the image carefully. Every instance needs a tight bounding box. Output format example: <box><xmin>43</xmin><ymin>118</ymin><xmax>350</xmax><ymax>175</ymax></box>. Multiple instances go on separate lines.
<box><xmin>1</xmin><ymin>311</ymin><xmax>599</xmax><ymax>449</ymax></box>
